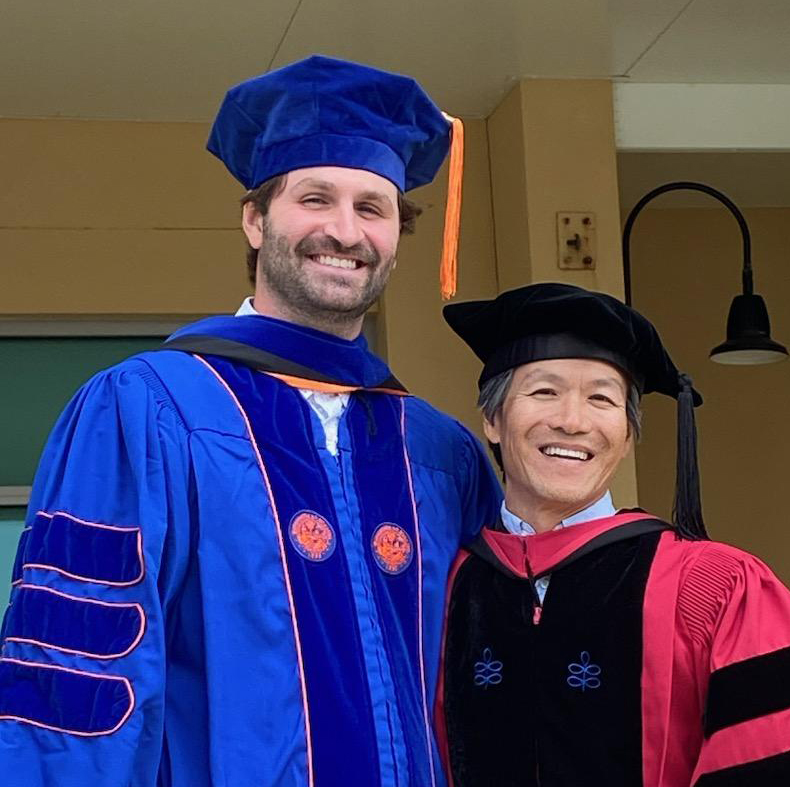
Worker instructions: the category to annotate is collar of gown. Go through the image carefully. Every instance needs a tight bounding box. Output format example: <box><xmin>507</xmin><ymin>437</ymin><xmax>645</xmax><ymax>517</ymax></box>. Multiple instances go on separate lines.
<box><xmin>500</xmin><ymin>491</ymin><xmax>616</xmax><ymax>536</ymax></box>
<box><xmin>472</xmin><ymin>511</ymin><xmax>670</xmax><ymax>579</ymax></box>
<box><xmin>162</xmin><ymin>312</ymin><xmax>406</xmax><ymax>393</ymax></box>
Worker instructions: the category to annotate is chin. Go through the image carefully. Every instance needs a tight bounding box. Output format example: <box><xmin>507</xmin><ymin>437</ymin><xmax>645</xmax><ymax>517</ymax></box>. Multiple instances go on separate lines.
<box><xmin>540</xmin><ymin>486</ymin><xmax>598</xmax><ymax>507</ymax></box>
<box><xmin>305</xmin><ymin>289</ymin><xmax>367</xmax><ymax>312</ymax></box>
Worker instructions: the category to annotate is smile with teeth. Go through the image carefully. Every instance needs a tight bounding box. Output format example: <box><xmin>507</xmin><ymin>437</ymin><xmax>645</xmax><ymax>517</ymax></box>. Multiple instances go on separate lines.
<box><xmin>310</xmin><ymin>254</ymin><xmax>363</xmax><ymax>270</ymax></box>
<box><xmin>540</xmin><ymin>445</ymin><xmax>592</xmax><ymax>461</ymax></box>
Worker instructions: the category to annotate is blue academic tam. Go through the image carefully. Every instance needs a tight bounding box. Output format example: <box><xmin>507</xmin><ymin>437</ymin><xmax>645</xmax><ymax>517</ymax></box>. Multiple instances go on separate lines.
<box><xmin>207</xmin><ymin>54</ymin><xmax>452</xmax><ymax>192</ymax></box>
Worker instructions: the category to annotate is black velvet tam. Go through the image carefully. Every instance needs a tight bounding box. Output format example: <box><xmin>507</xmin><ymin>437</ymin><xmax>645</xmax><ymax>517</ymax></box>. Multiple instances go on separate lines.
<box><xmin>443</xmin><ymin>282</ymin><xmax>701</xmax><ymax>406</ymax></box>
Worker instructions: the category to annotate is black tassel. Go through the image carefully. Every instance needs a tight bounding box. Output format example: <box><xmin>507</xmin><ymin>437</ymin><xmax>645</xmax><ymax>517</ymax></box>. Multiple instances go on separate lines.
<box><xmin>672</xmin><ymin>373</ymin><xmax>709</xmax><ymax>540</ymax></box>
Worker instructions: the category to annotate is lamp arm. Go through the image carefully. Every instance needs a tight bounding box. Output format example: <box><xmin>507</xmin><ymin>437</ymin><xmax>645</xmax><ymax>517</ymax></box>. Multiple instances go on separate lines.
<box><xmin>622</xmin><ymin>181</ymin><xmax>753</xmax><ymax>306</ymax></box>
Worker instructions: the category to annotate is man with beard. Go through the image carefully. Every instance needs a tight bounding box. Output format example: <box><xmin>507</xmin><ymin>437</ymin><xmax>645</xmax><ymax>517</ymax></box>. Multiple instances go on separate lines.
<box><xmin>0</xmin><ymin>56</ymin><xmax>499</xmax><ymax>787</ymax></box>
<box><xmin>437</xmin><ymin>283</ymin><xmax>790</xmax><ymax>786</ymax></box>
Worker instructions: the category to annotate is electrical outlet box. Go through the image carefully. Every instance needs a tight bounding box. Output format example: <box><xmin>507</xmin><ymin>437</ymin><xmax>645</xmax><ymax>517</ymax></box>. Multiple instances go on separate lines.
<box><xmin>557</xmin><ymin>212</ymin><xmax>596</xmax><ymax>270</ymax></box>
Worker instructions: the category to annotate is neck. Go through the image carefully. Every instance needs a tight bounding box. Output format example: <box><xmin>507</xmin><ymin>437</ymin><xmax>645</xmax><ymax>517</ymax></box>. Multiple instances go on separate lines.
<box><xmin>504</xmin><ymin>493</ymin><xmax>601</xmax><ymax>534</ymax></box>
<box><xmin>252</xmin><ymin>292</ymin><xmax>364</xmax><ymax>341</ymax></box>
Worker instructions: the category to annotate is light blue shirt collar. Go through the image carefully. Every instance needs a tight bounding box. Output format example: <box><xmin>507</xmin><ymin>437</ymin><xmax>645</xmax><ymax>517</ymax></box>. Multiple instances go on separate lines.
<box><xmin>500</xmin><ymin>491</ymin><xmax>616</xmax><ymax>536</ymax></box>
<box><xmin>235</xmin><ymin>296</ymin><xmax>258</xmax><ymax>317</ymax></box>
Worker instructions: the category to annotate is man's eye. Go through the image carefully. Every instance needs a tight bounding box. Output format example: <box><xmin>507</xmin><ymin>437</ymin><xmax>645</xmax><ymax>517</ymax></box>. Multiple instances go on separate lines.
<box><xmin>301</xmin><ymin>195</ymin><xmax>328</xmax><ymax>206</ymax></box>
<box><xmin>529</xmin><ymin>388</ymin><xmax>556</xmax><ymax>397</ymax></box>
<box><xmin>590</xmin><ymin>394</ymin><xmax>618</xmax><ymax>406</ymax></box>
<box><xmin>357</xmin><ymin>203</ymin><xmax>383</xmax><ymax>216</ymax></box>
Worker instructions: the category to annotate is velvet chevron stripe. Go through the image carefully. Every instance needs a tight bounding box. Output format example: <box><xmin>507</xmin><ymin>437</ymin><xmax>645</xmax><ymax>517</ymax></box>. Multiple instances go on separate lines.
<box><xmin>0</xmin><ymin>658</ymin><xmax>134</xmax><ymax>735</ymax></box>
<box><xmin>4</xmin><ymin>585</ymin><xmax>145</xmax><ymax>659</ymax></box>
<box><xmin>704</xmin><ymin>645</ymin><xmax>790</xmax><ymax>736</ymax></box>
<box><xmin>24</xmin><ymin>511</ymin><xmax>143</xmax><ymax>586</ymax></box>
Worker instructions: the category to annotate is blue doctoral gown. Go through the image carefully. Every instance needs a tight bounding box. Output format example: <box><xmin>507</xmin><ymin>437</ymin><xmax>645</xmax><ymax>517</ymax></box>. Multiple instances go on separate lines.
<box><xmin>0</xmin><ymin>315</ymin><xmax>500</xmax><ymax>787</ymax></box>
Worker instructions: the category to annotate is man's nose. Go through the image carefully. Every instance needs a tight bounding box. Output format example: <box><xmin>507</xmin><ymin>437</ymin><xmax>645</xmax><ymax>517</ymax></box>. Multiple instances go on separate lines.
<box><xmin>323</xmin><ymin>203</ymin><xmax>365</xmax><ymax>248</ymax></box>
<box><xmin>549</xmin><ymin>394</ymin><xmax>590</xmax><ymax>435</ymax></box>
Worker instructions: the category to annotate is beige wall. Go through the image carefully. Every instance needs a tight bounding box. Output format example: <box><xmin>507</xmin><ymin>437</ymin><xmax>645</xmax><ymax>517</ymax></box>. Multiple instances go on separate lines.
<box><xmin>630</xmin><ymin>207</ymin><xmax>790</xmax><ymax>582</ymax></box>
<box><xmin>1</xmin><ymin>119</ymin><xmax>247</xmax><ymax>315</ymax></box>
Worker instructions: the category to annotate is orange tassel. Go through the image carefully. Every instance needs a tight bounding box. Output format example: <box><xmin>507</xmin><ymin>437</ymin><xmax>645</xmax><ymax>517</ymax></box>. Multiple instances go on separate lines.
<box><xmin>440</xmin><ymin>113</ymin><xmax>464</xmax><ymax>300</ymax></box>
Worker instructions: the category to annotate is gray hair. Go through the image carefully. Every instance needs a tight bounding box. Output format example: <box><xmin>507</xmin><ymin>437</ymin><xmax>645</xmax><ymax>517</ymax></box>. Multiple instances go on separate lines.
<box><xmin>478</xmin><ymin>368</ymin><xmax>516</xmax><ymax>425</ymax></box>
<box><xmin>478</xmin><ymin>367</ymin><xmax>643</xmax><ymax>466</ymax></box>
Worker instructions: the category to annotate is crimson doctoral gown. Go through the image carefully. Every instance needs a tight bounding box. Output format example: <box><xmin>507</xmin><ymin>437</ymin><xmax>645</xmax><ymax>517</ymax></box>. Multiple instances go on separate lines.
<box><xmin>436</xmin><ymin>512</ymin><xmax>790</xmax><ymax>786</ymax></box>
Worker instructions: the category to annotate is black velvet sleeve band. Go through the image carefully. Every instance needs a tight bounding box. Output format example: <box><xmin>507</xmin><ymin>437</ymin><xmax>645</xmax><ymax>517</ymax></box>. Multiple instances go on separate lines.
<box><xmin>694</xmin><ymin>750</ymin><xmax>790</xmax><ymax>786</ymax></box>
<box><xmin>704</xmin><ymin>645</ymin><xmax>790</xmax><ymax>737</ymax></box>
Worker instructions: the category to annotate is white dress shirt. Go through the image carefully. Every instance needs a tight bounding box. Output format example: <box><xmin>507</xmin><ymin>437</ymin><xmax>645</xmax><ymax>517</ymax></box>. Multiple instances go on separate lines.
<box><xmin>500</xmin><ymin>492</ymin><xmax>617</xmax><ymax>603</ymax></box>
<box><xmin>235</xmin><ymin>297</ymin><xmax>349</xmax><ymax>456</ymax></box>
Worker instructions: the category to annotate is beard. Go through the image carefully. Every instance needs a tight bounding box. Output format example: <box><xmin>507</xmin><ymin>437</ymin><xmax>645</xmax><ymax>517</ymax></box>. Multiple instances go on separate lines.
<box><xmin>256</xmin><ymin>219</ymin><xmax>396</xmax><ymax>326</ymax></box>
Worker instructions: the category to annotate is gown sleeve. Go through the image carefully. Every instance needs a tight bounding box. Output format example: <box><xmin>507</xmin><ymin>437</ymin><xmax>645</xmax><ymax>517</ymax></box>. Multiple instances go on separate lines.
<box><xmin>0</xmin><ymin>359</ymin><xmax>192</xmax><ymax>786</ymax></box>
<box><xmin>455</xmin><ymin>423</ymin><xmax>502</xmax><ymax>544</ymax></box>
<box><xmin>682</xmin><ymin>543</ymin><xmax>790</xmax><ymax>785</ymax></box>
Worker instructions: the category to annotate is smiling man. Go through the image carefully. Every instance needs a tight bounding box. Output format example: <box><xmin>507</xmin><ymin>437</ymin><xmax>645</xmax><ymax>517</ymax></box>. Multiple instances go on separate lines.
<box><xmin>241</xmin><ymin>167</ymin><xmax>401</xmax><ymax>336</ymax></box>
<box><xmin>437</xmin><ymin>283</ymin><xmax>790</xmax><ymax>786</ymax></box>
<box><xmin>482</xmin><ymin>359</ymin><xmax>632</xmax><ymax>531</ymax></box>
<box><xmin>0</xmin><ymin>57</ymin><xmax>500</xmax><ymax>787</ymax></box>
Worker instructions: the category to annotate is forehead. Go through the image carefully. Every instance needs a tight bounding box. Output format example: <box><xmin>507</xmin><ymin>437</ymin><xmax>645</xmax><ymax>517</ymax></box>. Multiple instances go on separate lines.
<box><xmin>511</xmin><ymin>357</ymin><xmax>629</xmax><ymax>390</ymax></box>
<box><xmin>282</xmin><ymin>166</ymin><xmax>399</xmax><ymax>199</ymax></box>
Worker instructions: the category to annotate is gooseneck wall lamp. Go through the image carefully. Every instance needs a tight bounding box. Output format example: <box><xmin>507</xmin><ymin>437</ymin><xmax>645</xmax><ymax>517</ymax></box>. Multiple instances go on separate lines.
<box><xmin>622</xmin><ymin>181</ymin><xmax>788</xmax><ymax>365</ymax></box>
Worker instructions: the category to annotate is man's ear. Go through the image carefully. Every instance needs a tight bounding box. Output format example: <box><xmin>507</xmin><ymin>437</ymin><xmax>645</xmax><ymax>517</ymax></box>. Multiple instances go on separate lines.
<box><xmin>482</xmin><ymin>415</ymin><xmax>501</xmax><ymax>446</ymax></box>
<box><xmin>242</xmin><ymin>203</ymin><xmax>264</xmax><ymax>249</ymax></box>
<box><xmin>623</xmin><ymin>427</ymin><xmax>634</xmax><ymax>460</ymax></box>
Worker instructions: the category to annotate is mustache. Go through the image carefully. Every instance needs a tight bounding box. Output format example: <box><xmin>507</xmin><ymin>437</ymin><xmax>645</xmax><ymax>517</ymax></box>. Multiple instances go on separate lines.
<box><xmin>294</xmin><ymin>234</ymin><xmax>380</xmax><ymax>266</ymax></box>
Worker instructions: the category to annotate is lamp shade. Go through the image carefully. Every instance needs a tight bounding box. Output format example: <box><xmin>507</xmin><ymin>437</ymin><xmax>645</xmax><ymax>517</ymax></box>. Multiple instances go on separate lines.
<box><xmin>709</xmin><ymin>293</ymin><xmax>789</xmax><ymax>365</ymax></box>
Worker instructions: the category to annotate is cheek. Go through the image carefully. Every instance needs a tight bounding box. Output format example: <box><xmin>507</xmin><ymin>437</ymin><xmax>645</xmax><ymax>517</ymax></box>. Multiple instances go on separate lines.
<box><xmin>369</xmin><ymin>222</ymin><xmax>400</xmax><ymax>256</ymax></box>
<box><xmin>499</xmin><ymin>413</ymin><xmax>540</xmax><ymax>458</ymax></box>
<box><xmin>501</xmin><ymin>403</ymin><xmax>542</xmax><ymax>437</ymax></box>
<box><xmin>605</xmin><ymin>419</ymin><xmax>631</xmax><ymax>462</ymax></box>
<box><xmin>267</xmin><ymin>205</ymin><xmax>320</xmax><ymax>242</ymax></box>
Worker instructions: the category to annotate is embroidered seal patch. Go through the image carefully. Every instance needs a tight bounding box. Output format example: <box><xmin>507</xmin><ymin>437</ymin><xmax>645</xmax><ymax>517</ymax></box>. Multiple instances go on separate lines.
<box><xmin>371</xmin><ymin>523</ymin><xmax>413</xmax><ymax>575</ymax></box>
<box><xmin>567</xmin><ymin>651</ymin><xmax>601</xmax><ymax>691</ymax></box>
<box><xmin>289</xmin><ymin>511</ymin><xmax>336</xmax><ymax>562</ymax></box>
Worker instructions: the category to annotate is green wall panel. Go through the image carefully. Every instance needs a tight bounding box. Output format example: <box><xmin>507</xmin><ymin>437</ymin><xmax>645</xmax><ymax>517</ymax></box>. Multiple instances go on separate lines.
<box><xmin>1</xmin><ymin>337</ymin><xmax>162</xmax><ymax>487</ymax></box>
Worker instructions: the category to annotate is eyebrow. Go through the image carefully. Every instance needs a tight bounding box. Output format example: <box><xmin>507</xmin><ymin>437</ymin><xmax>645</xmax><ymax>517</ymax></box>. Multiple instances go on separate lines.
<box><xmin>290</xmin><ymin>178</ymin><xmax>337</xmax><ymax>192</ymax></box>
<box><xmin>520</xmin><ymin>368</ymin><xmax>626</xmax><ymax>393</ymax></box>
<box><xmin>519</xmin><ymin>369</ymin><xmax>566</xmax><ymax>386</ymax></box>
<box><xmin>356</xmin><ymin>190</ymin><xmax>394</xmax><ymax>206</ymax></box>
<box><xmin>590</xmin><ymin>378</ymin><xmax>628</xmax><ymax>398</ymax></box>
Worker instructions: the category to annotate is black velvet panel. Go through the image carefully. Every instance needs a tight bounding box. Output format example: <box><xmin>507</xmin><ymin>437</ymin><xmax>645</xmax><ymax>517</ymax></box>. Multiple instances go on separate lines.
<box><xmin>444</xmin><ymin>532</ymin><xmax>661</xmax><ymax>787</ymax></box>
<box><xmin>704</xmin><ymin>645</ymin><xmax>790</xmax><ymax>737</ymax></box>
<box><xmin>694</xmin><ymin>750</ymin><xmax>790</xmax><ymax>786</ymax></box>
